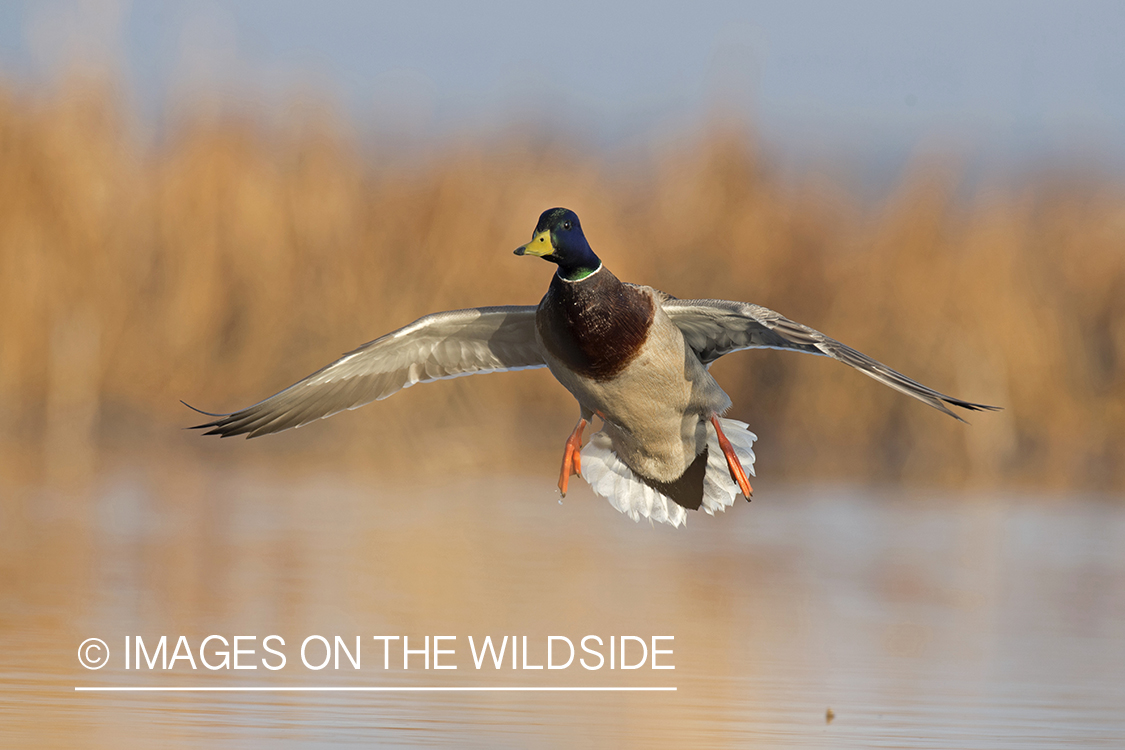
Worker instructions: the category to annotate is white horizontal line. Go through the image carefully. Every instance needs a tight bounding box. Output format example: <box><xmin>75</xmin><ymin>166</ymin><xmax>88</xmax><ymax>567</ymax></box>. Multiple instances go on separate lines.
<box><xmin>75</xmin><ymin>686</ymin><xmax>676</xmax><ymax>692</ymax></box>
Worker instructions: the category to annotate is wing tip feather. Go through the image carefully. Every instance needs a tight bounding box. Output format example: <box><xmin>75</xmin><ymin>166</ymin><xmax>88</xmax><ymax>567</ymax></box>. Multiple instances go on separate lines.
<box><xmin>181</xmin><ymin>399</ymin><xmax>230</xmax><ymax>419</ymax></box>
<box><xmin>940</xmin><ymin>398</ymin><xmax>1002</xmax><ymax>424</ymax></box>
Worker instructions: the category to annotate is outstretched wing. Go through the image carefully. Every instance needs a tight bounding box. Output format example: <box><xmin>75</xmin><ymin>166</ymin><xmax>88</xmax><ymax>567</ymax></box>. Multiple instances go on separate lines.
<box><xmin>663</xmin><ymin>298</ymin><xmax>999</xmax><ymax>421</ymax></box>
<box><xmin>187</xmin><ymin>306</ymin><xmax>545</xmax><ymax>437</ymax></box>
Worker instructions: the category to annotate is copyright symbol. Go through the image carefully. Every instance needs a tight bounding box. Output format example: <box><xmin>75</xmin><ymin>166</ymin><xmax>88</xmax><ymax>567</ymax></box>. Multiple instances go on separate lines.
<box><xmin>78</xmin><ymin>638</ymin><xmax>109</xmax><ymax>670</ymax></box>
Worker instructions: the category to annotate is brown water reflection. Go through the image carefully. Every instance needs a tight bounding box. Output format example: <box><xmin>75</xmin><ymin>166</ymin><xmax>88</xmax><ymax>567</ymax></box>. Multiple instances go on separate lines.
<box><xmin>3</xmin><ymin>463</ymin><xmax>1124</xmax><ymax>748</ymax></box>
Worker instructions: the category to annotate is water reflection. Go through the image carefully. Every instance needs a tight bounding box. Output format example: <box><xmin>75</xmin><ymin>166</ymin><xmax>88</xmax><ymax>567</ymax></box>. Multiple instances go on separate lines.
<box><xmin>3</xmin><ymin>463</ymin><xmax>1124</xmax><ymax>748</ymax></box>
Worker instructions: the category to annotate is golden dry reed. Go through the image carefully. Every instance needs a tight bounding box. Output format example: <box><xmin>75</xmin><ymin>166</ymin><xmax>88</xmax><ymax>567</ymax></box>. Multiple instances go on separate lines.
<box><xmin>1</xmin><ymin>78</ymin><xmax>1123</xmax><ymax>490</ymax></box>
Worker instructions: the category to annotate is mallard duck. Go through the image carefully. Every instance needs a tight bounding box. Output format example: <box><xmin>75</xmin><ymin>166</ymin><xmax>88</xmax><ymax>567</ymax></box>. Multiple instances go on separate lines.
<box><xmin>188</xmin><ymin>208</ymin><xmax>998</xmax><ymax>527</ymax></box>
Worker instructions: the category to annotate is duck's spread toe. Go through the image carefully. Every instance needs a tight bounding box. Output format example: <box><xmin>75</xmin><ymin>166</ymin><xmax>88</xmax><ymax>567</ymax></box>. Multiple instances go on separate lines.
<box><xmin>702</xmin><ymin>418</ymin><xmax>757</xmax><ymax>514</ymax></box>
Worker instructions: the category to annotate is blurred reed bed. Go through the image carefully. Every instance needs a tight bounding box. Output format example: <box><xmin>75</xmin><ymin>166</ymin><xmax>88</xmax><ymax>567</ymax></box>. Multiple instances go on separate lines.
<box><xmin>1</xmin><ymin>78</ymin><xmax>1123</xmax><ymax>491</ymax></box>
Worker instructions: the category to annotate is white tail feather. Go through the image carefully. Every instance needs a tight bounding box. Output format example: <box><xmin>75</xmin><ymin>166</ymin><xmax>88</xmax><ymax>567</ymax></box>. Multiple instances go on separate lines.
<box><xmin>579</xmin><ymin>418</ymin><xmax>757</xmax><ymax>528</ymax></box>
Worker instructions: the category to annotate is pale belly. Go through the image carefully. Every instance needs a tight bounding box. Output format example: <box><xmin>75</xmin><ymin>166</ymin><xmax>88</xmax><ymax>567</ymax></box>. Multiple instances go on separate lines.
<box><xmin>541</xmin><ymin>316</ymin><xmax>732</xmax><ymax>483</ymax></box>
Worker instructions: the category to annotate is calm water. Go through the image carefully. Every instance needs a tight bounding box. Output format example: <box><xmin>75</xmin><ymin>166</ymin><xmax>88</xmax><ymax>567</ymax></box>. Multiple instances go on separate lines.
<box><xmin>2</xmin><ymin>464</ymin><xmax>1123</xmax><ymax>748</ymax></box>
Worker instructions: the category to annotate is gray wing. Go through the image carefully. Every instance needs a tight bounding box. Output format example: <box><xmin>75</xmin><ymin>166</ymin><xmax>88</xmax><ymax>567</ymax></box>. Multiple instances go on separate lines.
<box><xmin>187</xmin><ymin>306</ymin><xmax>545</xmax><ymax>438</ymax></box>
<box><xmin>663</xmin><ymin>298</ymin><xmax>1000</xmax><ymax>422</ymax></box>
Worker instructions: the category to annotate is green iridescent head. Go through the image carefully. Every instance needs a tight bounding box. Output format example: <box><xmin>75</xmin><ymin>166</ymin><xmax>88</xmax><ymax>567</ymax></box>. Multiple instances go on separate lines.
<box><xmin>514</xmin><ymin>208</ymin><xmax>602</xmax><ymax>281</ymax></box>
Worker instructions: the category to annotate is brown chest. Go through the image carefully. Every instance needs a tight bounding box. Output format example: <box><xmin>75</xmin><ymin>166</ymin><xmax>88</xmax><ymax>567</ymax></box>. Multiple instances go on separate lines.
<box><xmin>536</xmin><ymin>269</ymin><xmax>655</xmax><ymax>382</ymax></box>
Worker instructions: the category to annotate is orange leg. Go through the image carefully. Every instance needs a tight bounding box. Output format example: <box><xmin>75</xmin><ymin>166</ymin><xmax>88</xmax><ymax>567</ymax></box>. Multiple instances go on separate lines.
<box><xmin>710</xmin><ymin>415</ymin><xmax>753</xmax><ymax>499</ymax></box>
<box><xmin>558</xmin><ymin>418</ymin><xmax>588</xmax><ymax>497</ymax></box>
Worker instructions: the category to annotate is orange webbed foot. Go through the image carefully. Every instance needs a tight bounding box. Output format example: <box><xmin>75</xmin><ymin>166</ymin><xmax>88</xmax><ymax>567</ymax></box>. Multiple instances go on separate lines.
<box><xmin>558</xmin><ymin>418</ymin><xmax>588</xmax><ymax>497</ymax></box>
<box><xmin>710</xmin><ymin>415</ymin><xmax>753</xmax><ymax>500</ymax></box>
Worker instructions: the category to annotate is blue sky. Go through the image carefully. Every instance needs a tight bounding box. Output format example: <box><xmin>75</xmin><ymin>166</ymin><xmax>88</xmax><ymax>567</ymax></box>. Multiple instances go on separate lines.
<box><xmin>2</xmin><ymin>1</ymin><xmax>1123</xmax><ymax>173</ymax></box>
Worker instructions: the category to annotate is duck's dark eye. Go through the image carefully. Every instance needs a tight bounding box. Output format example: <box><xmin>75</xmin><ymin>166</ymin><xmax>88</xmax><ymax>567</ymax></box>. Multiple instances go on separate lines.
<box><xmin>562</xmin><ymin>221</ymin><xmax>572</xmax><ymax>230</ymax></box>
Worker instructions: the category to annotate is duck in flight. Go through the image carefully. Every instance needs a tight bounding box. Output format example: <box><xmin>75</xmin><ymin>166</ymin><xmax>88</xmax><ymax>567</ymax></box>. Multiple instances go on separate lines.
<box><xmin>188</xmin><ymin>208</ymin><xmax>998</xmax><ymax>527</ymax></box>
